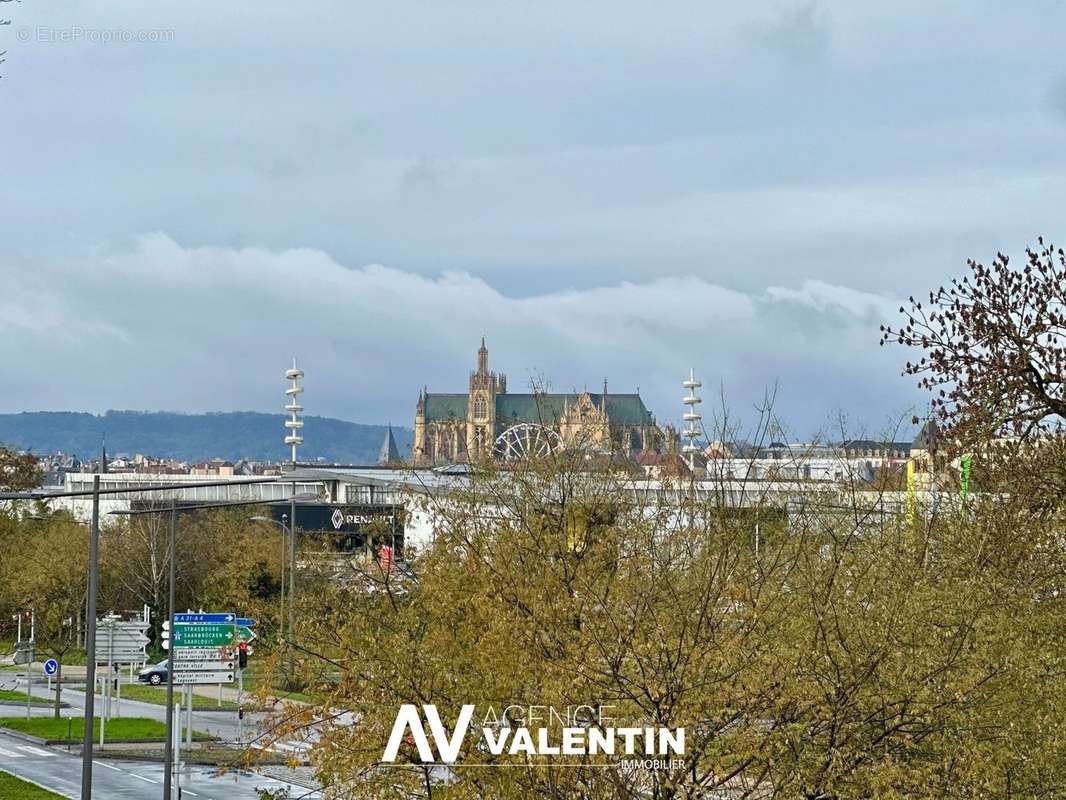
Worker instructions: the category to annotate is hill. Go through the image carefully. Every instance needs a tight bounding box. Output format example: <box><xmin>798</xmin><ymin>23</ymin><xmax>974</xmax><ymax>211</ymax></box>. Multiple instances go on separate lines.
<box><xmin>0</xmin><ymin>411</ymin><xmax>413</xmax><ymax>464</ymax></box>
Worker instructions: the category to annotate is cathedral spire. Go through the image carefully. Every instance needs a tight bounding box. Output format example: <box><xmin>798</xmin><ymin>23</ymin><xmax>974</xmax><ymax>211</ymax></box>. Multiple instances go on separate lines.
<box><xmin>477</xmin><ymin>336</ymin><xmax>489</xmax><ymax>375</ymax></box>
<box><xmin>378</xmin><ymin>424</ymin><xmax>401</xmax><ymax>465</ymax></box>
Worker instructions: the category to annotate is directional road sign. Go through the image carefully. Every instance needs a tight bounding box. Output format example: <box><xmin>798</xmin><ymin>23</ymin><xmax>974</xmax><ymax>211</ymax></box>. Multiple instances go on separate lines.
<box><xmin>236</xmin><ymin>626</ymin><xmax>258</xmax><ymax>644</ymax></box>
<box><xmin>172</xmin><ymin>623</ymin><xmax>236</xmax><ymax>647</ymax></box>
<box><xmin>43</xmin><ymin>659</ymin><xmax>58</xmax><ymax>676</ymax></box>
<box><xmin>173</xmin><ymin>613</ymin><xmax>236</xmax><ymax>625</ymax></box>
<box><xmin>95</xmin><ymin>621</ymin><xmax>150</xmax><ymax>654</ymax></box>
<box><xmin>174</xmin><ymin>646</ymin><xmax>234</xmax><ymax>660</ymax></box>
<box><xmin>95</xmin><ymin>622</ymin><xmax>149</xmax><ymax>662</ymax></box>
<box><xmin>13</xmin><ymin>643</ymin><xmax>35</xmax><ymax>665</ymax></box>
<box><xmin>172</xmin><ymin>671</ymin><xmax>234</xmax><ymax>685</ymax></box>
<box><xmin>235</xmin><ymin>618</ymin><xmax>257</xmax><ymax>628</ymax></box>
<box><xmin>96</xmin><ymin>632</ymin><xmax>150</xmax><ymax>648</ymax></box>
<box><xmin>173</xmin><ymin>660</ymin><xmax>234</xmax><ymax>671</ymax></box>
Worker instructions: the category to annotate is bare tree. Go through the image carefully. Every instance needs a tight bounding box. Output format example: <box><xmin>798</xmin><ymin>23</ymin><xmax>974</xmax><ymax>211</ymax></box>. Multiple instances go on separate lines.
<box><xmin>880</xmin><ymin>239</ymin><xmax>1065</xmax><ymax>445</ymax></box>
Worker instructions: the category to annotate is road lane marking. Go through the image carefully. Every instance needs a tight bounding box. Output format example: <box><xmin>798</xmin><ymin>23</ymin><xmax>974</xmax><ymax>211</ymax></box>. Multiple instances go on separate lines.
<box><xmin>16</xmin><ymin>745</ymin><xmax>55</xmax><ymax>757</ymax></box>
<box><xmin>129</xmin><ymin>773</ymin><xmax>159</xmax><ymax>783</ymax></box>
<box><xmin>93</xmin><ymin>759</ymin><xmax>122</xmax><ymax>771</ymax></box>
<box><xmin>0</xmin><ymin>745</ymin><xmax>24</xmax><ymax>757</ymax></box>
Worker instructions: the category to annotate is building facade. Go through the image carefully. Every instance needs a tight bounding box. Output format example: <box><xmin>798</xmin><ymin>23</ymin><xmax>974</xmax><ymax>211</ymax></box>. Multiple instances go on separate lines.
<box><xmin>413</xmin><ymin>340</ymin><xmax>660</xmax><ymax>465</ymax></box>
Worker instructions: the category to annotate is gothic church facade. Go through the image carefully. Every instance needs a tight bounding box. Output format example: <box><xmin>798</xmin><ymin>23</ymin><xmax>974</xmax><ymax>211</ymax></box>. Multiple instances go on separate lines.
<box><xmin>413</xmin><ymin>340</ymin><xmax>661</xmax><ymax>465</ymax></box>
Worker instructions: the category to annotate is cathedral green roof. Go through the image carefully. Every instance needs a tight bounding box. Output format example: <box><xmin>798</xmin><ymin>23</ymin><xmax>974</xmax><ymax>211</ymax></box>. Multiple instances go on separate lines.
<box><xmin>423</xmin><ymin>394</ymin><xmax>469</xmax><ymax>421</ymax></box>
<box><xmin>423</xmin><ymin>392</ymin><xmax>653</xmax><ymax>426</ymax></box>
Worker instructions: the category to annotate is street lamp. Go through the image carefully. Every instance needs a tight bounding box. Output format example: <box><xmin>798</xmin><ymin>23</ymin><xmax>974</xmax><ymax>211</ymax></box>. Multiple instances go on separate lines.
<box><xmin>284</xmin><ymin>359</ymin><xmax>304</xmax><ymax>465</ymax></box>
<box><xmin>681</xmin><ymin>368</ymin><xmax>703</xmax><ymax>474</ymax></box>
<box><xmin>283</xmin><ymin>360</ymin><xmax>304</xmax><ymax>682</ymax></box>
<box><xmin>3</xmin><ymin>474</ymin><xmax>280</xmax><ymax>799</ymax></box>
<box><xmin>29</xmin><ymin>482</ymin><xmax>102</xmax><ymax>800</ymax></box>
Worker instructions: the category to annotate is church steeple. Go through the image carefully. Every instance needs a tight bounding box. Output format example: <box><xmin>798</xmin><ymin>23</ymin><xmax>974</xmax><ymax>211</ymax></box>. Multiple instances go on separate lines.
<box><xmin>477</xmin><ymin>336</ymin><xmax>489</xmax><ymax>375</ymax></box>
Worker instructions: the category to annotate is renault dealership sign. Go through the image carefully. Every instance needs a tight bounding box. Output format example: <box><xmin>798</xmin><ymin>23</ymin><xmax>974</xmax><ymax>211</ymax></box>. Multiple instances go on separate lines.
<box><xmin>271</xmin><ymin>504</ymin><xmax>403</xmax><ymax>535</ymax></box>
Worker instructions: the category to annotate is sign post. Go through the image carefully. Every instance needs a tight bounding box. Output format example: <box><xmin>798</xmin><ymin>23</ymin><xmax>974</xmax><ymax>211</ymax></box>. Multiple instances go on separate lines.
<box><xmin>43</xmin><ymin>658</ymin><xmax>57</xmax><ymax>702</ymax></box>
<box><xmin>237</xmin><ymin>669</ymin><xmax>243</xmax><ymax>744</ymax></box>
<box><xmin>174</xmin><ymin>695</ymin><xmax>182</xmax><ymax>791</ymax></box>
<box><xmin>25</xmin><ymin>646</ymin><xmax>32</xmax><ymax>721</ymax></box>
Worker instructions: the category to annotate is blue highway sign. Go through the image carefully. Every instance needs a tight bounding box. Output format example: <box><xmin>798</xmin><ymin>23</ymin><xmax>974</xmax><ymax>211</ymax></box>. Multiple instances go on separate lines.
<box><xmin>174</xmin><ymin>612</ymin><xmax>235</xmax><ymax>624</ymax></box>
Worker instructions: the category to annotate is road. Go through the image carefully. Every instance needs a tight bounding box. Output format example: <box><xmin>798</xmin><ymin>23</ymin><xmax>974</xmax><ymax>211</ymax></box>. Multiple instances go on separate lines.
<box><xmin>1</xmin><ymin>674</ymin><xmax>313</xmax><ymax>756</ymax></box>
<box><xmin>0</xmin><ymin>729</ymin><xmax>320</xmax><ymax>799</ymax></box>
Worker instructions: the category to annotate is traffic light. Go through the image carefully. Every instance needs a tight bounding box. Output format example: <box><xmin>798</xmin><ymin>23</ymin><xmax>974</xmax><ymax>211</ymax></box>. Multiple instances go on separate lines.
<box><xmin>238</xmin><ymin>705</ymin><xmax>245</xmax><ymax>720</ymax></box>
<box><xmin>238</xmin><ymin>641</ymin><xmax>248</xmax><ymax>669</ymax></box>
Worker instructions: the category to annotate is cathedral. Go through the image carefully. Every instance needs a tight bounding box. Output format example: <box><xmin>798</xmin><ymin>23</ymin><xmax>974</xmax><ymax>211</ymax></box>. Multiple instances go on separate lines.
<box><xmin>413</xmin><ymin>339</ymin><xmax>662</xmax><ymax>465</ymax></box>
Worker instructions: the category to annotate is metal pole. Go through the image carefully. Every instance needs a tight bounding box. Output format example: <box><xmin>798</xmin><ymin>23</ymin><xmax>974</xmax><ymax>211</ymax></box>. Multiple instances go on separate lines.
<box><xmin>237</xmin><ymin>669</ymin><xmax>243</xmax><ymax>744</ymax></box>
<box><xmin>101</xmin><ymin>621</ymin><xmax>111</xmax><ymax>747</ymax></box>
<box><xmin>163</xmin><ymin>501</ymin><xmax>177</xmax><ymax>800</ymax></box>
<box><xmin>25</xmin><ymin>652</ymin><xmax>32</xmax><ymax>720</ymax></box>
<box><xmin>185</xmin><ymin>685</ymin><xmax>192</xmax><ymax>749</ymax></box>
<box><xmin>81</xmin><ymin>475</ymin><xmax>100</xmax><ymax>800</ymax></box>
<box><xmin>174</xmin><ymin>696</ymin><xmax>181</xmax><ymax>794</ymax></box>
<box><xmin>288</xmin><ymin>487</ymin><xmax>296</xmax><ymax>680</ymax></box>
<box><xmin>279</xmin><ymin>514</ymin><xmax>286</xmax><ymax>654</ymax></box>
<box><xmin>108</xmin><ymin>624</ymin><xmax>114</xmax><ymax>719</ymax></box>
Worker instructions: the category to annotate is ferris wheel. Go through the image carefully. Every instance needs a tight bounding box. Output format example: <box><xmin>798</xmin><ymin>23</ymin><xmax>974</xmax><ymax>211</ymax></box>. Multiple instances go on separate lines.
<box><xmin>493</xmin><ymin>424</ymin><xmax>563</xmax><ymax>461</ymax></box>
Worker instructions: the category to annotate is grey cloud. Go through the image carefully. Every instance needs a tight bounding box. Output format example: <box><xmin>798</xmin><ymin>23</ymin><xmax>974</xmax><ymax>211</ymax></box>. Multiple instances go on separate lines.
<box><xmin>402</xmin><ymin>157</ymin><xmax>443</xmax><ymax>196</ymax></box>
<box><xmin>2</xmin><ymin>0</ymin><xmax>1063</xmax><ymax>436</ymax></box>
<box><xmin>1047</xmin><ymin>75</ymin><xmax>1066</xmax><ymax>119</ymax></box>
<box><xmin>750</xmin><ymin>3</ymin><xmax>830</xmax><ymax>67</ymax></box>
<box><xmin>0</xmin><ymin>235</ymin><xmax>916</xmax><ymax>437</ymax></box>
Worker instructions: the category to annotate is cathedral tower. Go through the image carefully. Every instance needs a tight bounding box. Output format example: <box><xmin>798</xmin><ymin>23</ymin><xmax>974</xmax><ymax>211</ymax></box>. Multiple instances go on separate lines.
<box><xmin>467</xmin><ymin>338</ymin><xmax>501</xmax><ymax>458</ymax></box>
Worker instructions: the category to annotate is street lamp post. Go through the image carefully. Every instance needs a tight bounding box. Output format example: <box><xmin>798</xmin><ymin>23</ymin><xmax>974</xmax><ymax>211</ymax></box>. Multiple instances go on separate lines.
<box><xmin>162</xmin><ymin>500</ymin><xmax>176</xmax><ymax>800</ymax></box>
<box><xmin>681</xmin><ymin>368</ymin><xmax>703</xmax><ymax>474</ymax></box>
<box><xmin>284</xmin><ymin>360</ymin><xmax>304</xmax><ymax>682</ymax></box>
<box><xmin>81</xmin><ymin>476</ymin><xmax>100</xmax><ymax>800</ymax></box>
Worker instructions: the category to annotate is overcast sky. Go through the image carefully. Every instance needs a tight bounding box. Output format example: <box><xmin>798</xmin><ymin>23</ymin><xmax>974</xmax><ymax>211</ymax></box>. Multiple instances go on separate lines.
<box><xmin>3</xmin><ymin>1</ymin><xmax>1066</xmax><ymax>439</ymax></box>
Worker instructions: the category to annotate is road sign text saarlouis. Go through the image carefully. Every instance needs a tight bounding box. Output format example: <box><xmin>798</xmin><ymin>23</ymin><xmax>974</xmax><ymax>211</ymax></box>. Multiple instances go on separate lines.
<box><xmin>167</xmin><ymin>613</ymin><xmax>242</xmax><ymax>684</ymax></box>
<box><xmin>172</xmin><ymin>623</ymin><xmax>237</xmax><ymax>647</ymax></box>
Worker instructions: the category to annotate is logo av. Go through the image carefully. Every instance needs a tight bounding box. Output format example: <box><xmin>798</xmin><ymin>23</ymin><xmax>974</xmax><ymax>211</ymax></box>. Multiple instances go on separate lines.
<box><xmin>382</xmin><ymin>704</ymin><xmax>475</xmax><ymax>764</ymax></box>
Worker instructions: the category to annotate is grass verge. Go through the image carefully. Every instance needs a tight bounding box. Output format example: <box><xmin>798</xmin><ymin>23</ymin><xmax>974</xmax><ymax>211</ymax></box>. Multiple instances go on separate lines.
<box><xmin>0</xmin><ymin>716</ymin><xmax>214</xmax><ymax>743</ymax></box>
<box><xmin>0</xmin><ymin>770</ymin><xmax>66</xmax><ymax>799</ymax></box>
<box><xmin>120</xmin><ymin>684</ymin><xmax>241</xmax><ymax>710</ymax></box>
<box><xmin>0</xmin><ymin>689</ymin><xmax>51</xmax><ymax>705</ymax></box>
